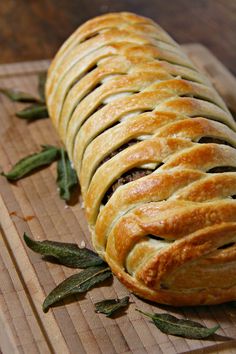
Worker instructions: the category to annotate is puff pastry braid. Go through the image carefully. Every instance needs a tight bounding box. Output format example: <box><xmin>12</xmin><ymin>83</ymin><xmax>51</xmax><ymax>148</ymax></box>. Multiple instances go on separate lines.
<box><xmin>46</xmin><ymin>12</ymin><xmax>236</xmax><ymax>306</ymax></box>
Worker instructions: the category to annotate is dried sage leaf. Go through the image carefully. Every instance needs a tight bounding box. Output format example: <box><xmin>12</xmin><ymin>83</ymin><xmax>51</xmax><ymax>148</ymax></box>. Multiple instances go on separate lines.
<box><xmin>43</xmin><ymin>265</ymin><xmax>112</xmax><ymax>312</ymax></box>
<box><xmin>1</xmin><ymin>145</ymin><xmax>59</xmax><ymax>181</ymax></box>
<box><xmin>38</xmin><ymin>71</ymin><xmax>47</xmax><ymax>102</ymax></box>
<box><xmin>24</xmin><ymin>233</ymin><xmax>105</xmax><ymax>268</ymax></box>
<box><xmin>16</xmin><ymin>104</ymin><xmax>48</xmax><ymax>120</ymax></box>
<box><xmin>0</xmin><ymin>87</ymin><xmax>40</xmax><ymax>103</ymax></box>
<box><xmin>57</xmin><ymin>148</ymin><xmax>78</xmax><ymax>201</ymax></box>
<box><xmin>95</xmin><ymin>296</ymin><xmax>129</xmax><ymax>317</ymax></box>
<box><xmin>136</xmin><ymin>309</ymin><xmax>220</xmax><ymax>339</ymax></box>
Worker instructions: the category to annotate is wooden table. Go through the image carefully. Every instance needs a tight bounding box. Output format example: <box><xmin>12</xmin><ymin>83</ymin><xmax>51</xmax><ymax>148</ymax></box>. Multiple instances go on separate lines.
<box><xmin>0</xmin><ymin>0</ymin><xmax>235</xmax><ymax>75</ymax></box>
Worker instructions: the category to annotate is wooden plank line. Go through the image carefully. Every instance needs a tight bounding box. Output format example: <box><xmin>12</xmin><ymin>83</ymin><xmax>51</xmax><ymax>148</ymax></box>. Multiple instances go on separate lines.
<box><xmin>0</xmin><ymin>196</ymin><xmax>71</xmax><ymax>354</ymax></box>
<box><xmin>0</xmin><ymin>287</ymin><xmax>20</xmax><ymax>353</ymax></box>
<box><xmin>0</xmin><ymin>60</ymin><xmax>50</xmax><ymax>78</ymax></box>
<box><xmin>0</xmin><ymin>223</ymin><xmax>52</xmax><ymax>354</ymax></box>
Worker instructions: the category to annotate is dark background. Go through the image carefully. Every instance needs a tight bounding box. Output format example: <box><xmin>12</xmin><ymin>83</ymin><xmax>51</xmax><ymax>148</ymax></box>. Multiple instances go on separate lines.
<box><xmin>0</xmin><ymin>0</ymin><xmax>235</xmax><ymax>75</ymax></box>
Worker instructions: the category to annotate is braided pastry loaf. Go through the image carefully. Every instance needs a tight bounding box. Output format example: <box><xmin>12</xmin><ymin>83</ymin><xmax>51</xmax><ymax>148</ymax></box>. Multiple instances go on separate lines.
<box><xmin>46</xmin><ymin>12</ymin><xmax>236</xmax><ymax>306</ymax></box>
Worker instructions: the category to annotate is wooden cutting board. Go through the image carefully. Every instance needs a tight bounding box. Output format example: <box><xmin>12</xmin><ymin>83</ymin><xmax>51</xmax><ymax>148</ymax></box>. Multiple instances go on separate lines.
<box><xmin>0</xmin><ymin>44</ymin><xmax>236</xmax><ymax>354</ymax></box>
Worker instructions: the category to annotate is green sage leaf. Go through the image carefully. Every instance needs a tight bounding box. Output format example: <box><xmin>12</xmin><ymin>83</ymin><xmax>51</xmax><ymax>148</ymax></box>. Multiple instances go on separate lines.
<box><xmin>16</xmin><ymin>104</ymin><xmax>48</xmax><ymax>120</ymax></box>
<box><xmin>38</xmin><ymin>71</ymin><xmax>47</xmax><ymax>102</ymax></box>
<box><xmin>57</xmin><ymin>148</ymin><xmax>78</xmax><ymax>201</ymax></box>
<box><xmin>0</xmin><ymin>87</ymin><xmax>40</xmax><ymax>103</ymax></box>
<box><xmin>136</xmin><ymin>309</ymin><xmax>220</xmax><ymax>339</ymax></box>
<box><xmin>1</xmin><ymin>145</ymin><xmax>59</xmax><ymax>181</ymax></box>
<box><xmin>43</xmin><ymin>265</ymin><xmax>112</xmax><ymax>312</ymax></box>
<box><xmin>95</xmin><ymin>296</ymin><xmax>129</xmax><ymax>317</ymax></box>
<box><xmin>24</xmin><ymin>233</ymin><xmax>105</xmax><ymax>268</ymax></box>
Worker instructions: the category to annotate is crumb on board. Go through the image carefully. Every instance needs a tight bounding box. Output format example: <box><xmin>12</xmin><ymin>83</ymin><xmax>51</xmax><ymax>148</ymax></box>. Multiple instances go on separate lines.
<box><xmin>80</xmin><ymin>240</ymin><xmax>86</xmax><ymax>248</ymax></box>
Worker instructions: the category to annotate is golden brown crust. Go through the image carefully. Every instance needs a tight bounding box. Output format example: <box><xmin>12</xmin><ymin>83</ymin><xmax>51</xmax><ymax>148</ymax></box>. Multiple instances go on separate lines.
<box><xmin>46</xmin><ymin>12</ymin><xmax>236</xmax><ymax>306</ymax></box>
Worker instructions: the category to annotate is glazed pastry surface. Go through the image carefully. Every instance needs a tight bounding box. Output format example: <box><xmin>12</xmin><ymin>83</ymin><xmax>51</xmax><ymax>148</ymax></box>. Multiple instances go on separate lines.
<box><xmin>46</xmin><ymin>12</ymin><xmax>236</xmax><ymax>306</ymax></box>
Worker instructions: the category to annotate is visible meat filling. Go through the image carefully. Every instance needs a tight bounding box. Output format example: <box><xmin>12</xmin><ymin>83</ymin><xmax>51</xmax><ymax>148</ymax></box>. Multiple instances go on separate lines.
<box><xmin>93</xmin><ymin>102</ymin><xmax>105</xmax><ymax>113</ymax></box>
<box><xmin>229</xmin><ymin>109</ymin><xmax>236</xmax><ymax>121</ymax></box>
<box><xmin>180</xmin><ymin>94</ymin><xmax>215</xmax><ymax>105</ymax></box>
<box><xmin>207</xmin><ymin>166</ymin><xmax>236</xmax><ymax>173</ymax></box>
<box><xmin>218</xmin><ymin>242</ymin><xmax>235</xmax><ymax>250</ymax></box>
<box><xmin>102</xmin><ymin>167</ymin><xmax>153</xmax><ymax>204</ymax></box>
<box><xmin>80</xmin><ymin>32</ymin><xmax>99</xmax><ymax>43</ymax></box>
<box><xmin>87</xmin><ymin>64</ymin><xmax>98</xmax><ymax>73</ymax></box>
<box><xmin>99</xmin><ymin>140</ymin><xmax>137</xmax><ymax>166</ymax></box>
<box><xmin>198</xmin><ymin>137</ymin><xmax>231</xmax><ymax>146</ymax></box>
<box><xmin>147</xmin><ymin>235</ymin><xmax>166</xmax><ymax>241</ymax></box>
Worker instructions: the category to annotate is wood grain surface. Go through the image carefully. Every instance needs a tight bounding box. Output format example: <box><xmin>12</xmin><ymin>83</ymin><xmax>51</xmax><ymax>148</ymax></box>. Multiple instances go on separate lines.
<box><xmin>0</xmin><ymin>45</ymin><xmax>236</xmax><ymax>354</ymax></box>
<box><xmin>0</xmin><ymin>0</ymin><xmax>236</xmax><ymax>75</ymax></box>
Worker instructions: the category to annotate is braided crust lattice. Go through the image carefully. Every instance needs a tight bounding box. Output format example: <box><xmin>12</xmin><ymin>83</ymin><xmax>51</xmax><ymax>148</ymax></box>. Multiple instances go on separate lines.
<box><xmin>46</xmin><ymin>12</ymin><xmax>236</xmax><ymax>306</ymax></box>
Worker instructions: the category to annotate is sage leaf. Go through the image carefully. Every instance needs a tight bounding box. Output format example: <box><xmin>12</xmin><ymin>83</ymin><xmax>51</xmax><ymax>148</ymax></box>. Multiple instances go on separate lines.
<box><xmin>57</xmin><ymin>148</ymin><xmax>78</xmax><ymax>201</ymax></box>
<box><xmin>136</xmin><ymin>309</ymin><xmax>220</xmax><ymax>339</ymax></box>
<box><xmin>43</xmin><ymin>265</ymin><xmax>112</xmax><ymax>312</ymax></box>
<box><xmin>38</xmin><ymin>71</ymin><xmax>47</xmax><ymax>102</ymax></box>
<box><xmin>16</xmin><ymin>104</ymin><xmax>48</xmax><ymax>120</ymax></box>
<box><xmin>24</xmin><ymin>233</ymin><xmax>105</xmax><ymax>268</ymax></box>
<box><xmin>0</xmin><ymin>87</ymin><xmax>40</xmax><ymax>103</ymax></box>
<box><xmin>95</xmin><ymin>296</ymin><xmax>129</xmax><ymax>317</ymax></box>
<box><xmin>1</xmin><ymin>145</ymin><xmax>59</xmax><ymax>181</ymax></box>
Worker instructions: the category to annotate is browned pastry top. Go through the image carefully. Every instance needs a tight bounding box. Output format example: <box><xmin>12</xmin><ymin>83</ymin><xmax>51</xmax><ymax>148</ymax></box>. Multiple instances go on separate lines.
<box><xmin>46</xmin><ymin>12</ymin><xmax>236</xmax><ymax>306</ymax></box>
